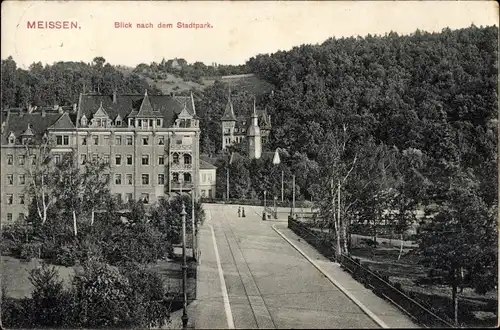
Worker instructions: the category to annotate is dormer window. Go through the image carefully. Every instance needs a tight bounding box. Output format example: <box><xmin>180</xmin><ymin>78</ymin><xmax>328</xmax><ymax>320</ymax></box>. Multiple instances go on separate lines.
<box><xmin>8</xmin><ymin>133</ymin><xmax>15</xmax><ymax>145</ymax></box>
<box><xmin>116</xmin><ymin>119</ymin><xmax>122</xmax><ymax>126</ymax></box>
<box><xmin>96</xmin><ymin>118</ymin><xmax>101</xmax><ymax>127</ymax></box>
<box><xmin>156</xmin><ymin>119</ymin><xmax>162</xmax><ymax>127</ymax></box>
<box><xmin>129</xmin><ymin>118</ymin><xmax>134</xmax><ymax>127</ymax></box>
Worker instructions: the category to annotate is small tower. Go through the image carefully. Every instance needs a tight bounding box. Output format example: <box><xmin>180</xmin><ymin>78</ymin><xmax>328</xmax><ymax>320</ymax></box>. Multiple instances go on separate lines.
<box><xmin>221</xmin><ymin>88</ymin><xmax>236</xmax><ymax>150</ymax></box>
<box><xmin>247</xmin><ymin>97</ymin><xmax>261</xmax><ymax>159</ymax></box>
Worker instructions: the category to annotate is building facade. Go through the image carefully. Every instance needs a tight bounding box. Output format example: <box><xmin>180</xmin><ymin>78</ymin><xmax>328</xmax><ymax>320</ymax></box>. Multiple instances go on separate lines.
<box><xmin>1</xmin><ymin>91</ymin><xmax>201</xmax><ymax>224</ymax></box>
<box><xmin>220</xmin><ymin>91</ymin><xmax>271</xmax><ymax>159</ymax></box>
<box><xmin>199</xmin><ymin>159</ymin><xmax>216</xmax><ymax>198</ymax></box>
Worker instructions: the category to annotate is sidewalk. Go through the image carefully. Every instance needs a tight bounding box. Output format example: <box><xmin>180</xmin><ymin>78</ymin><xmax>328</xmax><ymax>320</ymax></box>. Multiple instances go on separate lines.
<box><xmin>273</xmin><ymin>224</ymin><xmax>420</xmax><ymax>328</ymax></box>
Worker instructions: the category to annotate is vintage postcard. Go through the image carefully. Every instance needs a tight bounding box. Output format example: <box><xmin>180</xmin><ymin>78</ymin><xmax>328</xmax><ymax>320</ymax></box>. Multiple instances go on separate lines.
<box><xmin>1</xmin><ymin>1</ymin><xmax>498</xmax><ymax>329</ymax></box>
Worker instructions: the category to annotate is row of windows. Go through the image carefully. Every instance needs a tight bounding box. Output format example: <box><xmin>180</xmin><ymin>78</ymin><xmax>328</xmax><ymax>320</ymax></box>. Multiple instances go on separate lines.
<box><xmin>5</xmin><ymin>172</ymin><xmax>191</xmax><ymax>188</ymax></box>
<box><xmin>109</xmin><ymin>173</ymin><xmax>165</xmax><ymax>185</ymax></box>
<box><xmin>5</xmin><ymin>193</ymin><xmax>26</xmax><ymax>205</ymax></box>
<box><xmin>6</xmin><ymin>174</ymin><xmax>26</xmax><ymax>185</ymax></box>
<box><xmin>6</xmin><ymin>213</ymin><xmax>25</xmax><ymax>222</ymax></box>
<box><xmin>6</xmin><ymin>155</ymin><xmax>36</xmax><ymax>166</ymax></box>
<box><xmin>80</xmin><ymin>135</ymin><xmax>174</xmax><ymax>146</ymax></box>
<box><xmin>103</xmin><ymin>173</ymin><xmax>191</xmax><ymax>185</ymax></box>
<box><xmin>80</xmin><ymin>153</ymin><xmax>191</xmax><ymax>166</ymax></box>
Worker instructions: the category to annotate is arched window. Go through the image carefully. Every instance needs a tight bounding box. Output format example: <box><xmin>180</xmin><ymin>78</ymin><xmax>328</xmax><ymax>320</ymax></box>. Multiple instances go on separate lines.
<box><xmin>172</xmin><ymin>153</ymin><xmax>179</xmax><ymax>164</ymax></box>
<box><xmin>183</xmin><ymin>154</ymin><xmax>191</xmax><ymax>165</ymax></box>
<box><xmin>183</xmin><ymin>172</ymin><xmax>191</xmax><ymax>183</ymax></box>
<box><xmin>172</xmin><ymin>172</ymin><xmax>179</xmax><ymax>182</ymax></box>
<box><xmin>8</xmin><ymin>133</ymin><xmax>15</xmax><ymax>144</ymax></box>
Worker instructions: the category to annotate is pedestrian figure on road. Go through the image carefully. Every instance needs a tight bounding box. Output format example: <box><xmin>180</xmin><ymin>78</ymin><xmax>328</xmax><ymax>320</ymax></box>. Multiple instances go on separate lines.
<box><xmin>238</xmin><ymin>206</ymin><xmax>241</xmax><ymax>217</ymax></box>
<box><xmin>242</xmin><ymin>207</ymin><xmax>246</xmax><ymax>218</ymax></box>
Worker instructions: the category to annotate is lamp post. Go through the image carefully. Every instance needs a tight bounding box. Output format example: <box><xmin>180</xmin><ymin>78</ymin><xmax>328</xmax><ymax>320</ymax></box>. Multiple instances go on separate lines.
<box><xmin>180</xmin><ymin>203</ymin><xmax>188</xmax><ymax>329</ymax></box>
<box><xmin>292</xmin><ymin>174</ymin><xmax>296</xmax><ymax>218</ymax></box>
<box><xmin>262</xmin><ymin>190</ymin><xmax>267</xmax><ymax>220</ymax></box>
<box><xmin>226</xmin><ymin>167</ymin><xmax>229</xmax><ymax>200</ymax></box>
<box><xmin>191</xmin><ymin>189</ymin><xmax>196</xmax><ymax>260</ymax></box>
<box><xmin>274</xmin><ymin>196</ymin><xmax>277</xmax><ymax>219</ymax></box>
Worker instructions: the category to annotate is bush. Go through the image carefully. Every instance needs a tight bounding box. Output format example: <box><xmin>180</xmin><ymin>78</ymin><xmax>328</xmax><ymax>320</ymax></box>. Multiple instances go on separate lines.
<box><xmin>1</xmin><ymin>296</ymin><xmax>34</xmax><ymax>328</ymax></box>
<box><xmin>120</xmin><ymin>262</ymin><xmax>171</xmax><ymax>327</ymax></box>
<box><xmin>29</xmin><ymin>263</ymin><xmax>75</xmax><ymax>326</ymax></box>
<box><xmin>20</xmin><ymin>242</ymin><xmax>41</xmax><ymax>261</ymax></box>
<box><xmin>72</xmin><ymin>258</ymin><xmax>132</xmax><ymax>328</ymax></box>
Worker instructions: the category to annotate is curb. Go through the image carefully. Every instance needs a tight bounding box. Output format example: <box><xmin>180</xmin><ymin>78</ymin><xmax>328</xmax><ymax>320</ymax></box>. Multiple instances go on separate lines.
<box><xmin>271</xmin><ymin>224</ymin><xmax>389</xmax><ymax>329</ymax></box>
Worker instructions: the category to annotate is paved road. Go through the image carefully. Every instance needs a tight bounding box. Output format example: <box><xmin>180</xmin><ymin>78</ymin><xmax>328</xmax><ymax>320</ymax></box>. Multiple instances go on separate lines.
<box><xmin>194</xmin><ymin>204</ymin><xmax>382</xmax><ymax>329</ymax></box>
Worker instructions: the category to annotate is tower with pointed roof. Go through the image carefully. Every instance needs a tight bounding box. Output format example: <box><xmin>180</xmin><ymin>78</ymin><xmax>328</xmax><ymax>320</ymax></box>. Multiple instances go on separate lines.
<box><xmin>247</xmin><ymin>97</ymin><xmax>262</xmax><ymax>159</ymax></box>
<box><xmin>221</xmin><ymin>89</ymin><xmax>237</xmax><ymax>150</ymax></box>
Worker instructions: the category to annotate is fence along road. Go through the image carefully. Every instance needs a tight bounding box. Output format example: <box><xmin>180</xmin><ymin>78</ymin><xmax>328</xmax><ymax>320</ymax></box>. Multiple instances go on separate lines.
<box><xmin>197</xmin><ymin>203</ymin><xmax>382</xmax><ymax>329</ymax></box>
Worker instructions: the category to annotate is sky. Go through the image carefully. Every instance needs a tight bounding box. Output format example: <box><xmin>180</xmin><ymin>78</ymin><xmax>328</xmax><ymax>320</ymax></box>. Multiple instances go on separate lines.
<box><xmin>1</xmin><ymin>1</ymin><xmax>498</xmax><ymax>68</ymax></box>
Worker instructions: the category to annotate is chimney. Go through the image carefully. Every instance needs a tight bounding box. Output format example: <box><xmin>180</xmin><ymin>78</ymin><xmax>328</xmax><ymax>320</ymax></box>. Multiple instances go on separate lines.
<box><xmin>113</xmin><ymin>90</ymin><xmax>117</xmax><ymax>103</ymax></box>
<box><xmin>73</xmin><ymin>103</ymin><xmax>77</xmax><ymax>112</ymax></box>
<box><xmin>53</xmin><ymin>103</ymin><xmax>59</xmax><ymax>110</ymax></box>
<box><xmin>42</xmin><ymin>109</ymin><xmax>46</xmax><ymax>117</ymax></box>
<box><xmin>58</xmin><ymin>106</ymin><xmax>63</xmax><ymax>114</ymax></box>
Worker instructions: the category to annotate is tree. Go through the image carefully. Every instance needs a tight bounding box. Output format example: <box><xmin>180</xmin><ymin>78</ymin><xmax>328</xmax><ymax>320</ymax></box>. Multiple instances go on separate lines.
<box><xmin>417</xmin><ymin>170</ymin><xmax>497</xmax><ymax>325</ymax></box>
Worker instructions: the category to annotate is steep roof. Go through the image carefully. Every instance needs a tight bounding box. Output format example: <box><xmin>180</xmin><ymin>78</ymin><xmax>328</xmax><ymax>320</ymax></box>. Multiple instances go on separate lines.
<box><xmin>78</xmin><ymin>93</ymin><xmax>196</xmax><ymax>128</ymax></box>
<box><xmin>221</xmin><ymin>97</ymin><xmax>237</xmax><ymax>121</ymax></box>
<box><xmin>1</xmin><ymin>111</ymin><xmax>62</xmax><ymax>144</ymax></box>
<box><xmin>132</xmin><ymin>90</ymin><xmax>162</xmax><ymax>118</ymax></box>
<box><xmin>200</xmin><ymin>159</ymin><xmax>217</xmax><ymax>170</ymax></box>
<box><xmin>226</xmin><ymin>96</ymin><xmax>271</xmax><ymax>129</ymax></box>
<box><xmin>49</xmin><ymin>112</ymin><xmax>76</xmax><ymax>130</ymax></box>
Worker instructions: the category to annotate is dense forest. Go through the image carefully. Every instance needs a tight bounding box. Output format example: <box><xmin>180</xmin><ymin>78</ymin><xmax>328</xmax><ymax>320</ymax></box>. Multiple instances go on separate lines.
<box><xmin>1</xmin><ymin>56</ymin><xmax>161</xmax><ymax>108</ymax></box>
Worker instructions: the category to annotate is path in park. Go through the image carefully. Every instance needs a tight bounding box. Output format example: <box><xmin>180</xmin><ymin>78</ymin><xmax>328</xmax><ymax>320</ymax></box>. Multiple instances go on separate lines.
<box><xmin>190</xmin><ymin>204</ymin><xmax>418</xmax><ymax>329</ymax></box>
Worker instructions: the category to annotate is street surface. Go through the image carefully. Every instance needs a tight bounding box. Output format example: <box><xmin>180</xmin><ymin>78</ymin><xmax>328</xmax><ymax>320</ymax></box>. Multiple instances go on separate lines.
<box><xmin>192</xmin><ymin>204</ymin><xmax>418</xmax><ymax>329</ymax></box>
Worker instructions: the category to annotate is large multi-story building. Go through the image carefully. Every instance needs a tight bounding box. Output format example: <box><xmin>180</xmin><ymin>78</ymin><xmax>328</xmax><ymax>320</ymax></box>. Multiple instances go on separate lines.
<box><xmin>220</xmin><ymin>91</ymin><xmax>271</xmax><ymax>158</ymax></box>
<box><xmin>1</xmin><ymin>91</ymin><xmax>202</xmax><ymax>224</ymax></box>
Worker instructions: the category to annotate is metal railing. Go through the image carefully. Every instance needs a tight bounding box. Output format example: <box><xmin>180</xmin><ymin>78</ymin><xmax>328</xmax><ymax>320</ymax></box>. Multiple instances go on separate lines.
<box><xmin>288</xmin><ymin>217</ymin><xmax>455</xmax><ymax>328</ymax></box>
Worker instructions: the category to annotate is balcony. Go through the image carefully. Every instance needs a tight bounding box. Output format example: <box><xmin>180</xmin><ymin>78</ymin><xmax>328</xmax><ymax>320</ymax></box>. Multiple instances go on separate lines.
<box><xmin>169</xmin><ymin>143</ymin><xmax>193</xmax><ymax>151</ymax></box>
<box><xmin>170</xmin><ymin>163</ymin><xmax>192</xmax><ymax>170</ymax></box>
<box><xmin>170</xmin><ymin>181</ymin><xmax>193</xmax><ymax>189</ymax></box>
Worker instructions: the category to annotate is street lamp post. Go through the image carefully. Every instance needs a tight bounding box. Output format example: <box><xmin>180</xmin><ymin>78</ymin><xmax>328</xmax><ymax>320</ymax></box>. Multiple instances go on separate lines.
<box><xmin>262</xmin><ymin>190</ymin><xmax>267</xmax><ymax>220</ymax></box>
<box><xmin>274</xmin><ymin>196</ymin><xmax>277</xmax><ymax>219</ymax></box>
<box><xmin>226</xmin><ymin>167</ymin><xmax>229</xmax><ymax>200</ymax></box>
<box><xmin>180</xmin><ymin>203</ymin><xmax>188</xmax><ymax>329</ymax></box>
<box><xmin>281</xmin><ymin>170</ymin><xmax>284</xmax><ymax>203</ymax></box>
<box><xmin>191</xmin><ymin>189</ymin><xmax>196</xmax><ymax>260</ymax></box>
<box><xmin>292</xmin><ymin>174</ymin><xmax>296</xmax><ymax>218</ymax></box>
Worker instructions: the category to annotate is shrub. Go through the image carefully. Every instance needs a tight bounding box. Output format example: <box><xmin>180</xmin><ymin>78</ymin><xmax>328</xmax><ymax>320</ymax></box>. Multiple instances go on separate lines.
<box><xmin>20</xmin><ymin>242</ymin><xmax>42</xmax><ymax>261</ymax></box>
<box><xmin>72</xmin><ymin>258</ymin><xmax>132</xmax><ymax>328</ymax></box>
<box><xmin>29</xmin><ymin>263</ymin><xmax>74</xmax><ymax>326</ymax></box>
<box><xmin>120</xmin><ymin>262</ymin><xmax>171</xmax><ymax>327</ymax></box>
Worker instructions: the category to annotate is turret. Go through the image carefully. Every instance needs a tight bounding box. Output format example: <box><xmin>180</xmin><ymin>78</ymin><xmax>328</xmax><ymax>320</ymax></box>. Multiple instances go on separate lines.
<box><xmin>247</xmin><ymin>97</ymin><xmax>261</xmax><ymax>159</ymax></box>
<box><xmin>221</xmin><ymin>88</ymin><xmax>236</xmax><ymax>150</ymax></box>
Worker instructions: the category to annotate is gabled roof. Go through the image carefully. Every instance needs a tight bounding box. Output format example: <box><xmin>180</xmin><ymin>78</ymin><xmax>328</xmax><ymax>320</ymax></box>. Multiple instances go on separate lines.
<box><xmin>93</xmin><ymin>102</ymin><xmax>109</xmax><ymax>118</ymax></box>
<box><xmin>21</xmin><ymin>125</ymin><xmax>35</xmax><ymax>136</ymax></box>
<box><xmin>133</xmin><ymin>90</ymin><xmax>162</xmax><ymax>118</ymax></box>
<box><xmin>200</xmin><ymin>159</ymin><xmax>217</xmax><ymax>170</ymax></box>
<box><xmin>49</xmin><ymin>112</ymin><xmax>76</xmax><ymax>130</ymax></box>
<box><xmin>177</xmin><ymin>105</ymin><xmax>193</xmax><ymax>120</ymax></box>
<box><xmin>78</xmin><ymin>93</ymin><xmax>195</xmax><ymax>128</ymax></box>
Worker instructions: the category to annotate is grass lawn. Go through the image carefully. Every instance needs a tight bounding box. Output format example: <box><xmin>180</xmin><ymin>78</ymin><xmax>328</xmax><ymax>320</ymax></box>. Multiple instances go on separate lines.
<box><xmin>2</xmin><ymin>252</ymin><xmax>197</xmax><ymax>310</ymax></box>
<box><xmin>1</xmin><ymin>255</ymin><xmax>75</xmax><ymax>299</ymax></box>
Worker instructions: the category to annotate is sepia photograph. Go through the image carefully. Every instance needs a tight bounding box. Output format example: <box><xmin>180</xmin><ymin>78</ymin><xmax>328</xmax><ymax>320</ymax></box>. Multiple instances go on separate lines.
<box><xmin>0</xmin><ymin>0</ymin><xmax>498</xmax><ymax>328</ymax></box>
